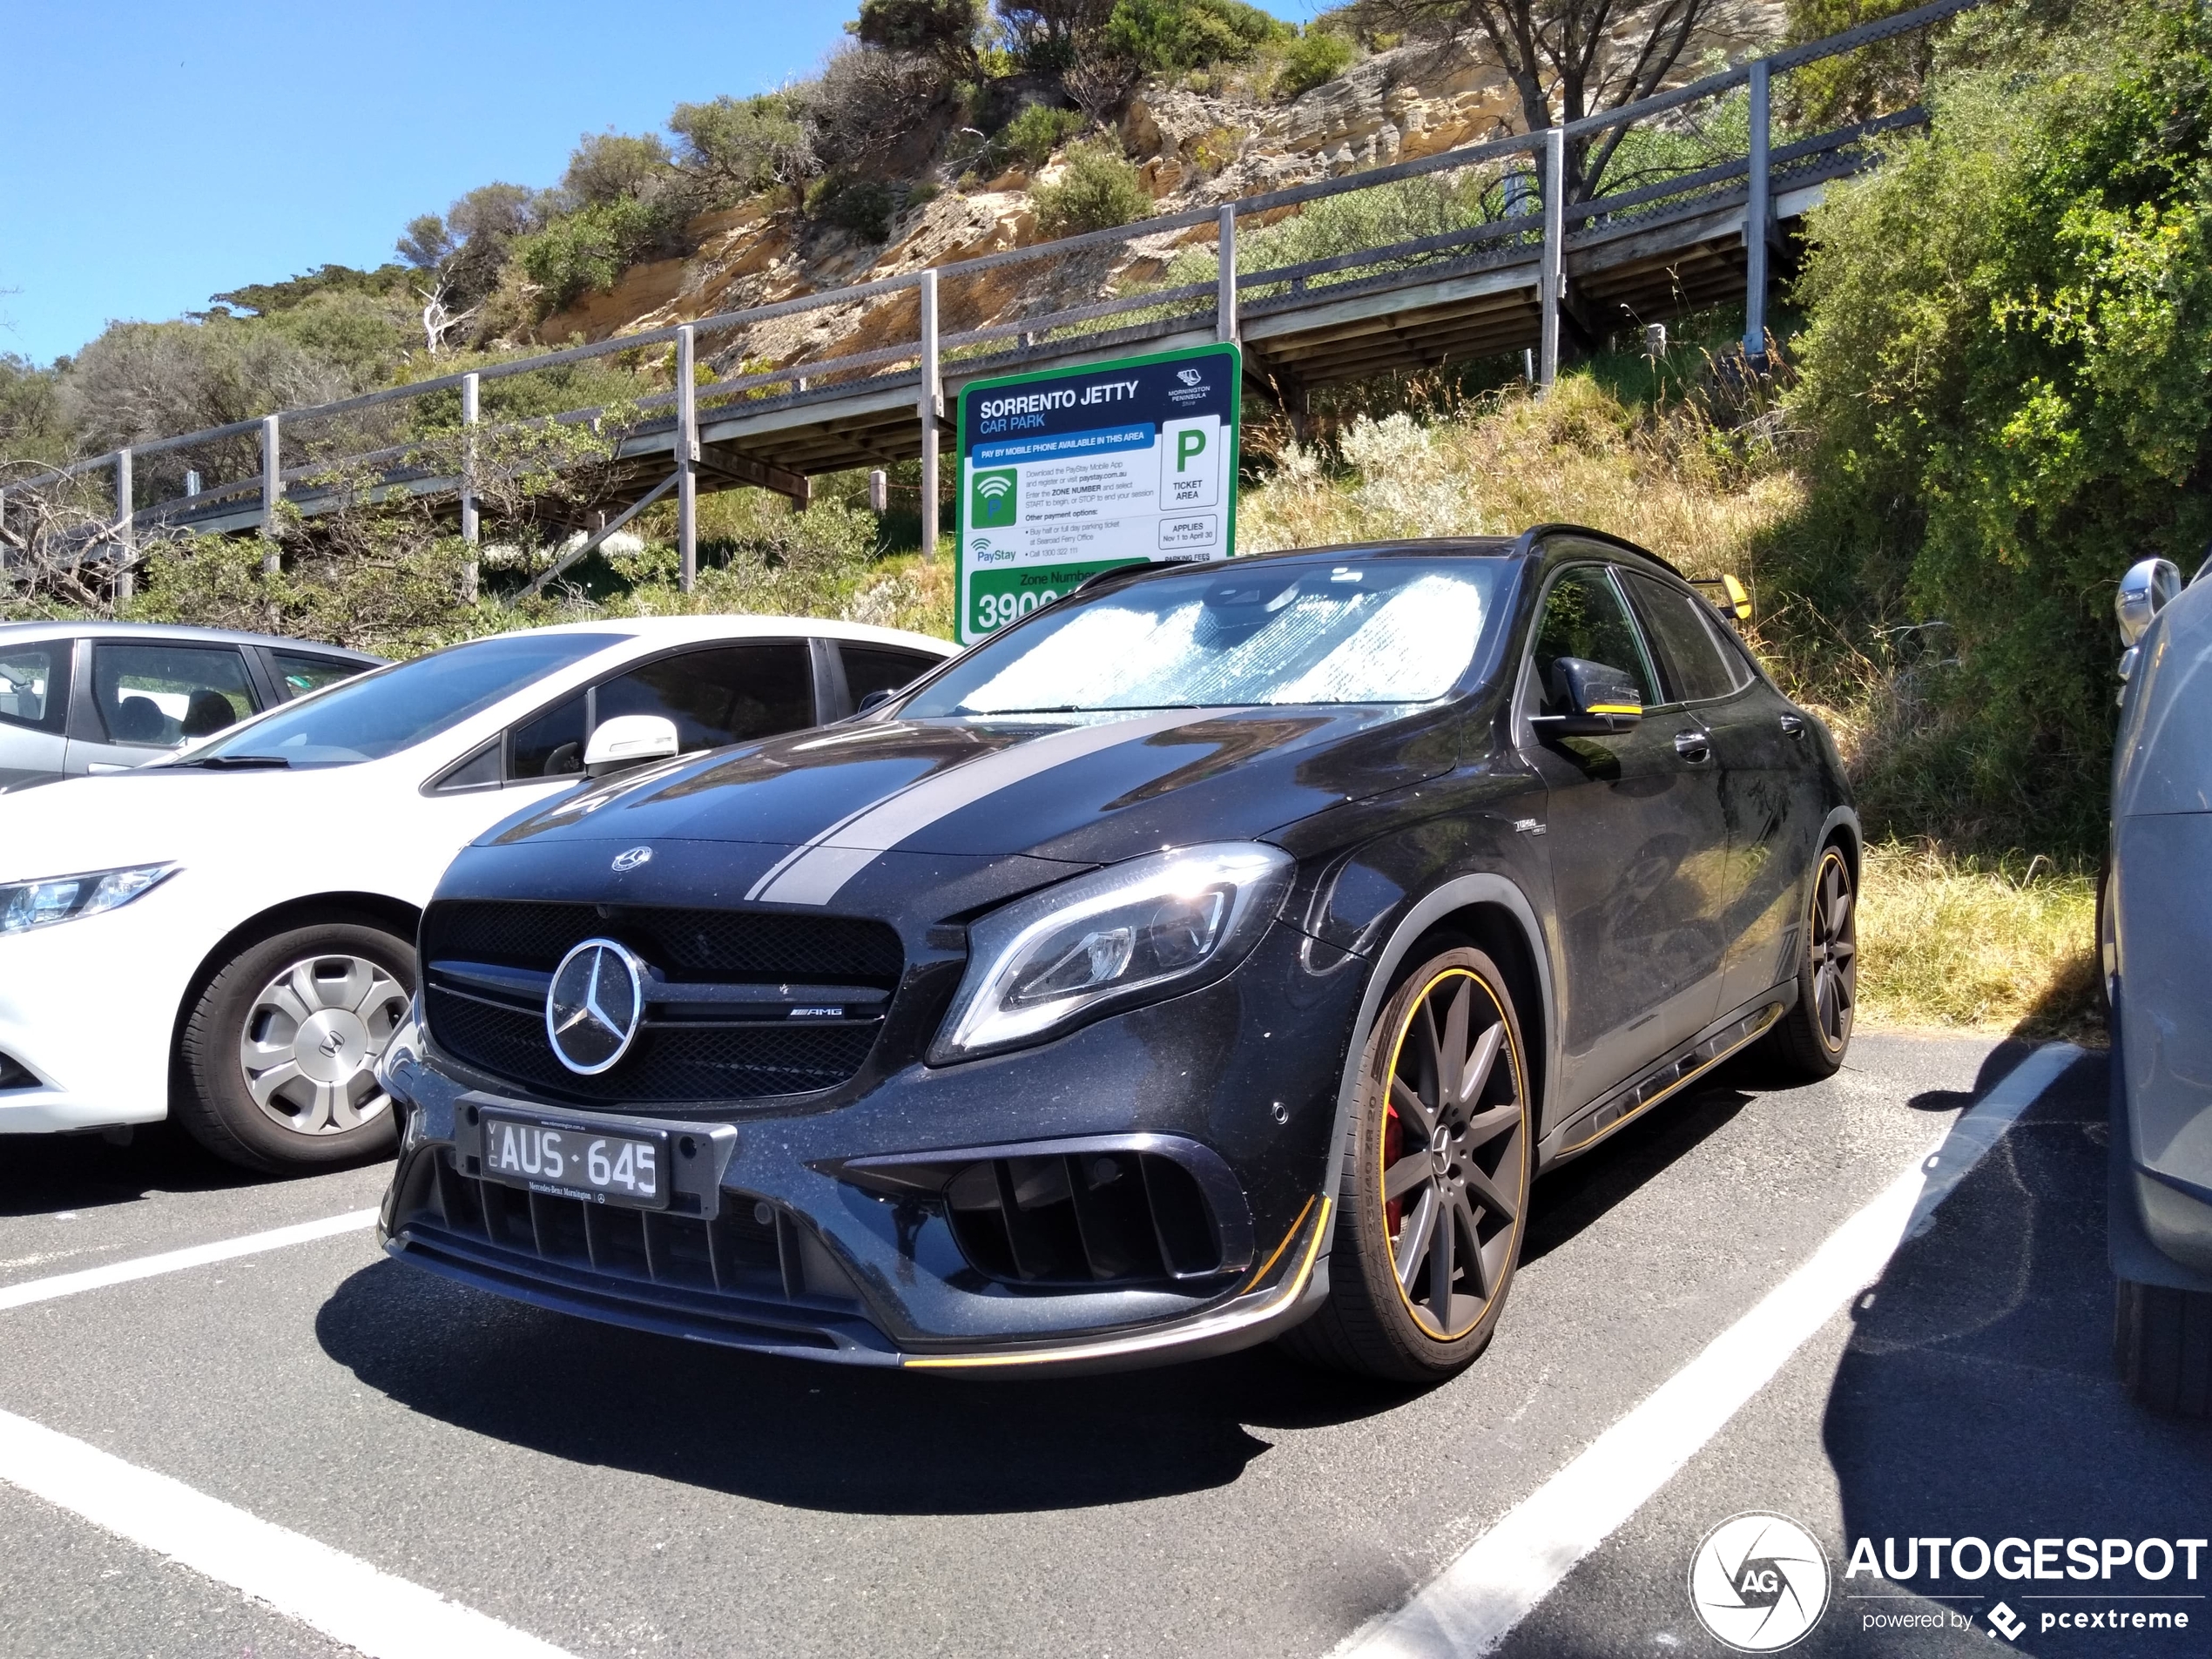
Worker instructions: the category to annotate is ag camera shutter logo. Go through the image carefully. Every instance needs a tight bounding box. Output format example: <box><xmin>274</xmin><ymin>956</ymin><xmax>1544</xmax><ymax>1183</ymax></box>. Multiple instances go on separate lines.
<box><xmin>1689</xmin><ymin>1513</ymin><xmax>1831</xmax><ymax>1651</ymax></box>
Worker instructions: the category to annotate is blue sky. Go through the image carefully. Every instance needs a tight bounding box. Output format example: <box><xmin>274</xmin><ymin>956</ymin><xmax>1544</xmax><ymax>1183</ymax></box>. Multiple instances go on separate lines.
<box><xmin>1</xmin><ymin>0</ymin><xmax>1318</xmax><ymax>368</ymax></box>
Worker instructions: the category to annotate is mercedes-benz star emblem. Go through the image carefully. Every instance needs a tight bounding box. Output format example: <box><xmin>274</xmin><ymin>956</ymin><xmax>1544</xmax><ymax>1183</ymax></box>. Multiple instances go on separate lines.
<box><xmin>611</xmin><ymin>845</ymin><xmax>653</xmax><ymax>872</ymax></box>
<box><xmin>545</xmin><ymin>938</ymin><xmax>646</xmax><ymax>1076</ymax></box>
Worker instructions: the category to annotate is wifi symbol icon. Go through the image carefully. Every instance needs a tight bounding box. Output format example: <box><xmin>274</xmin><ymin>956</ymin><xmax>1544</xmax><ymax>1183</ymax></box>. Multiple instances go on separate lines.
<box><xmin>971</xmin><ymin>468</ymin><xmax>1018</xmax><ymax>528</ymax></box>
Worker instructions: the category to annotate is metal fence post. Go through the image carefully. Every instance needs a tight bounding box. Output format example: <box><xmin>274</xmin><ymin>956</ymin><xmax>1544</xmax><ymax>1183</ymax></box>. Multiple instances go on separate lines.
<box><xmin>260</xmin><ymin>414</ymin><xmax>282</xmax><ymax>574</ymax></box>
<box><xmin>1743</xmin><ymin>57</ymin><xmax>1773</xmax><ymax>368</ymax></box>
<box><xmin>677</xmin><ymin>325</ymin><xmax>698</xmax><ymax>592</ymax></box>
<box><xmin>918</xmin><ymin>269</ymin><xmax>941</xmax><ymax>562</ymax></box>
<box><xmin>1540</xmin><ymin>127</ymin><xmax>1565</xmax><ymax>390</ymax></box>
<box><xmin>1217</xmin><ymin>205</ymin><xmax>1238</xmax><ymax>345</ymax></box>
<box><xmin>460</xmin><ymin>370</ymin><xmax>481</xmax><ymax>604</ymax></box>
<box><xmin>113</xmin><ymin>448</ymin><xmax>135</xmax><ymax>604</ymax></box>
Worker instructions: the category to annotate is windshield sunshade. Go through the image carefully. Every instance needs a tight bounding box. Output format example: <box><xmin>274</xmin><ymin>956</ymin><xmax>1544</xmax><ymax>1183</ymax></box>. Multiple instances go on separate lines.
<box><xmin>907</xmin><ymin>559</ymin><xmax>1506</xmax><ymax>716</ymax></box>
<box><xmin>189</xmin><ymin>632</ymin><xmax>623</xmax><ymax>767</ymax></box>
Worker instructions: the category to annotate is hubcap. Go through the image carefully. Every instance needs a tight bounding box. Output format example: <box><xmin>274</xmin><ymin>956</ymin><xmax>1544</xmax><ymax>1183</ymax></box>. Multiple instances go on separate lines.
<box><xmin>238</xmin><ymin>954</ymin><xmax>408</xmax><ymax>1136</ymax></box>
<box><xmin>1809</xmin><ymin>851</ymin><xmax>1857</xmax><ymax>1052</ymax></box>
<box><xmin>1379</xmin><ymin>968</ymin><xmax>1527</xmax><ymax>1341</ymax></box>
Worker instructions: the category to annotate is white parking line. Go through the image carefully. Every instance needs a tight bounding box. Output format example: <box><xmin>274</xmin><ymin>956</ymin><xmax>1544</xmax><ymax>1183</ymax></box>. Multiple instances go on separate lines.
<box><xmin>0</xmin><ymin>1209</ymin><xmax>377</xmax><ymax>1312</ymax></box>
<box><xmin>1338</xmin><ymin>1042</ymin><xmax>2085</xmax><ymax>1658</ymax></box>
<box><xmin>0</xmin><ymin>1406</ymin><xmax>577</xmax><ymax>1659</ymax></box>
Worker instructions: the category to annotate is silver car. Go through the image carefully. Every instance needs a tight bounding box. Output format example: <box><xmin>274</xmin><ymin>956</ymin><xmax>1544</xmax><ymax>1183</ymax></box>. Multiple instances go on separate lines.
<box><xmin>0</xmin><ymin>621</ymin><xmax>381</xmax><ymax>790</ymax></box>
<box><xmin>2107</xmin><ymin>554</ymin><xmax>2212</xmax><ymax>1415</ymax></box>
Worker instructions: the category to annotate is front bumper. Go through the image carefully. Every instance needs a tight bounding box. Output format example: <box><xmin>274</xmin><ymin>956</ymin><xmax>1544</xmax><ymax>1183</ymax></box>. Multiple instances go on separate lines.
<box><xmin>0</xmin><ymin>901</ymin><xmax>185</xmax><ymax>1133</ymax></box>
<box><xmin>379</xmin><ymin>922</ymin><xmax>1365</xmax><ymax>1372</ymax></box>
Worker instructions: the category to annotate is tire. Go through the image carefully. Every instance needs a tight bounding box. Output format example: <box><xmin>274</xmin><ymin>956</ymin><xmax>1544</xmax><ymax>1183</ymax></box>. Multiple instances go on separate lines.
<box><xmin>1751</xmin><ymin>842</ymin><xmax>1857</xmax><ymax>1082</ymax></box>
<box><xmin>2096</xmin><ymin>860</ymin><xmax>2117</xmax><ymax>1020</ymax></box>
<box><xmin>2114</xmin><ymin>1279</ymin><xmax>2212</xmax><ymax>1417</ymax></box>
<box><xmin>176</xmin><ymin>919</ymin><xmax>415</xmax><ymax>1174</ymax></box>
<box><xmin>1282</xmin><ymin>943</ymin><xmax>1533</xmax><ymax>1384</ymax></box>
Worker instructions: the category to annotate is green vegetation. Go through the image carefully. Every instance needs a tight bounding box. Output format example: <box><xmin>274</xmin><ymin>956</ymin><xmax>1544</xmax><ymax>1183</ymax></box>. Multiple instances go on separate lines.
<box><xmin>1033</xmin><ymin>138</ymin><xmax>1154</xmax><ymax>233</ymax></box>
<box><xmin>1775</xmin><ymin>0</ymin><xmax>2212</xmax><ymax>853</ymax></box>
<box><xmin>1275</xmin><ymin>27</ymin><xmax>1358</xmax><ymax>98</ymax></box>
<box><xmin>1101</xmin><ymin>0</ymin><xmax>1291</xmax><ymax>74</ymax></box>
<box><xmin>999</xmin><ymin>103</ymin><xmax>1089</xmax><ymax>167</ymax></box>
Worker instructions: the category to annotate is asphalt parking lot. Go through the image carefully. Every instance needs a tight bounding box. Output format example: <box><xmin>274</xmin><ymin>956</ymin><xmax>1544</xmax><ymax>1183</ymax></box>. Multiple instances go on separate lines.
<box><xmin>2</xmin><ymin>1033</ymin><xmax>2205</xmax><ymax>1659</ymax></box>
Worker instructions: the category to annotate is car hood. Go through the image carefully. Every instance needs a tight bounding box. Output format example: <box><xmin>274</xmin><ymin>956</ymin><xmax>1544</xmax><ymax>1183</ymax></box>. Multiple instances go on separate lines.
<box><xmin>0</xmin><ymin>763</ymin><xmax>373</xmax><ymax>882</ymax></box>
<box><xmin>469</xmin><ymin>705</ymin><xmax>1457</xmax><ymax>906</ymax></box>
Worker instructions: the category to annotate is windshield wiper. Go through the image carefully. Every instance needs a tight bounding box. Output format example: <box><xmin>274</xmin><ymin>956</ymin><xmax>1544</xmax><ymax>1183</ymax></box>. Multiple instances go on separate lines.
<box><xmin>176</xmin><ymin>754</ymin><xmax>291</xmax><ymax>770</ymax></box>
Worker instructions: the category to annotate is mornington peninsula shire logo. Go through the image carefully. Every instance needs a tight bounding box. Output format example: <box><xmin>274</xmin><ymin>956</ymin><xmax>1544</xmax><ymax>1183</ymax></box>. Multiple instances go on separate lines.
<box><xmin>970</xmin><ymin>467</ymin><xmax>1017</xmax><ymax>529</ymax></box>
<box><xmin>1689</xmin><ymin>1513</ymin><xmax>1832</xmax><ymax>1651</ymax></box>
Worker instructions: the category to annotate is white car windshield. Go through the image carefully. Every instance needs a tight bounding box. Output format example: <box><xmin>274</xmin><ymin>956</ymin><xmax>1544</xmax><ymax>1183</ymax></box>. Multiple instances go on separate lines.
<box><xmin>184</xmin><ymin>632</ymin><xmax>624</xmax><ymax>767</ymax></box>
<box><xmin>905</xmin><ymin>558</ymin><xmax>1507</xmax><ymax>716</ymax></box>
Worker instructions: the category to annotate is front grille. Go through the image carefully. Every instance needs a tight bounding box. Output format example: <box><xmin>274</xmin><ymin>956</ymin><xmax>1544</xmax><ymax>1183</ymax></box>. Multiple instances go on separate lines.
<box><xmin>423</xmin><ymin>900</ymin><xmax>903</xmax><ymax>981</ymax></box>
<box><xmin>388</xmin><ymin>1151</ymin><xmax>876</xmax><ymax>1354</ymax></box>
<box><xmin>420</xmin><ymin>900</ymin><xmax>901</xmax><ymax>1105</ymax></box>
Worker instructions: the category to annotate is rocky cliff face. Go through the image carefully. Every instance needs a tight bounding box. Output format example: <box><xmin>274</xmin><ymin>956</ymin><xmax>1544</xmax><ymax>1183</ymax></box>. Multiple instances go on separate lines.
<box><xmin>536</xmin><ymin>3</ymin><xmax>1784</xmax><ymax>355</ymax></box>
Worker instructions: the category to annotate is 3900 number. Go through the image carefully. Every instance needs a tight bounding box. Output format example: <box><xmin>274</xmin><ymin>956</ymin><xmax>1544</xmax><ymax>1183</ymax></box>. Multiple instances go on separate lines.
<box><xmin>974</xmin><ymin>586</ymin><xmax>1063</xmax><ymax>632</ymax></box>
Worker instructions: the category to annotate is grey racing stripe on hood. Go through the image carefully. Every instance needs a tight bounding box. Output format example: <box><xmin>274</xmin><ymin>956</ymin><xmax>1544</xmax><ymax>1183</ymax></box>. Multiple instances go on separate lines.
<box><xmin>746</xmin><ymin>708</ymin><xmax>1224</xmax><ymax>906</ymax></box>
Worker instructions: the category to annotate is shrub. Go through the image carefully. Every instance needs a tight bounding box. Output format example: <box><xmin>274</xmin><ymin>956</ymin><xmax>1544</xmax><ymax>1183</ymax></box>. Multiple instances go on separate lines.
<box><xmin>1275</xmin><ymin>27</ymin><xmax>1356</xmax><ymax>98</ymax></box>
<box><xmin>1781</xmin><ymin>0</ymin><xmax>2212</xmax><ymax>851</ymax></box>
<box><xmin>809</xmin><ymin>176</ymin><xmax>900</xmax><ymax>240</ymax></box>
<box><xmin>669</xmin><ymin>93</ymin><xmax>813</xmax><ymax>198</ymax></box>
<box><xmin>561</xmin><ymin>132</ymin><xmax>674</xmax><ymax>208</ymax></box>
<box><xmin>1033</xmin><ymin>138</ymin><xmax>1153</xmax><ymax>234</ymax></box>
<box><xmin>1101</xmin><ymin>0</ymin><xmax>1291</xmax><ymax>75</ymax></box>
<box><xmin>516</xmin><ymin>196</ymin><xmax>679</xmax><ymax>311</ymax></box>
<box><xmin>999</xmin><ymin>103</ymin><xmax>1088</xmax><ymax>168</ymax></box>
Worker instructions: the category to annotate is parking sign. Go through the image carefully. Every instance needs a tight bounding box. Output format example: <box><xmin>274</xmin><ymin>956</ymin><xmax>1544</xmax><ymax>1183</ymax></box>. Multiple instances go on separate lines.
<box><xmin>954</xmin><ymin>343</ymin><xmax>1241</xmax><ymax>644</ymax></box>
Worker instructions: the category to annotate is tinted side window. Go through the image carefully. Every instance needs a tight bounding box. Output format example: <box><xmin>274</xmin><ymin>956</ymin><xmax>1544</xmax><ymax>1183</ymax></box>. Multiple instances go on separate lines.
<box><xmin>1529</xmin><ymin>568</ymin><xmax>1657</xmax><ymax>712</ymax></box>
<box><xmin>510</xmin><ymin>691</ymin><xmax>587</xmax><ymax>779</ymax></box>
<box><xmin>596</xmin><ymin>643</ymin><xmax>814</xmax><ymax>752</ymax></box>
<box><xmin>0</xmin><ymin>644</ymin><xmax>68</xmax><ymax>733</ymax></box>
<box><xmin>91</xmin><ymin>644</ymin><xmax>256</xmax><ymax>747</ymax></box>
<box><xmin>270</xmin><ymin>651</ymin><xmax>364</xmax><ymax>702</ymax></box>
<box><xmin>1622</xmin><ymin>573</ymin><xmax>1740</xmax><ymax>704</ymax></box>
<box><xmin>840</xmin><ymin>644</ymin><xmax>940</xmax><ymax>706</ymax></box>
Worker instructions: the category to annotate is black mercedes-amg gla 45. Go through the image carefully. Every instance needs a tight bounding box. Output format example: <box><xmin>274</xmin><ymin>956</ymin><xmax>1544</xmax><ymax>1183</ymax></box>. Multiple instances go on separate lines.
<box><xmin>376</xmin><ymin>528</ymin><xmax>1859</xmax><ymax>1380</ymax></box>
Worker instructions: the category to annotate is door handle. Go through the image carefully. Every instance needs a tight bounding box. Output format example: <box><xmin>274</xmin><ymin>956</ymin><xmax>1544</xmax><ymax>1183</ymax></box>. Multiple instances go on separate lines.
<box><xmin>1779</xmin><ymin>712</ymin><xmax>1806</xmax><ymax>739</ymax></box>
<box><xmin>1673</xmin><ymin>730</ymin><xmax>1712</xmax><ymax>764</ymax></box>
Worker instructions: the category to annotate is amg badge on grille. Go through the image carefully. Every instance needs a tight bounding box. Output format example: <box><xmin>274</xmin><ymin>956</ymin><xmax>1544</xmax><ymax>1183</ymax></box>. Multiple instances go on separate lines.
<box><xmin>545</xmin><ymin>938</ymin><xmax>646</xmax><ymax>1075</ymax></box>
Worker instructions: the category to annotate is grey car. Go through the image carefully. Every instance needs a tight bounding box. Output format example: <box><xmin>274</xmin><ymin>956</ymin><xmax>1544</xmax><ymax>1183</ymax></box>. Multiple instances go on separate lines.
<box><xmin>0</xmin><ymin>622</ymin><xmax>381</xmax><ymax>790</ymax></box>
<box><xmin>2107</xmin><ymin>553</ymin><xmax>2212</xmax><ymax>1415</ymax></box>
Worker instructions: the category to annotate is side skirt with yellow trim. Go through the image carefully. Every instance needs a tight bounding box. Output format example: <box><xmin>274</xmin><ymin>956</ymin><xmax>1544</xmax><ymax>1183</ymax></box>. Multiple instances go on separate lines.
<box><xmin>1551</xmin><ymin>991</ymin><xmax>1791</xmax><ymax>1159</ymax></box>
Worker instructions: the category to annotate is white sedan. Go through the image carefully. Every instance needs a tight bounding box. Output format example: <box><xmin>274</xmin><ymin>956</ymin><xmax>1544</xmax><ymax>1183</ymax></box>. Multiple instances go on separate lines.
<box><xmin>0</xmin><ymin>616</ymin><xmax>954</xmax><ymax>1172</ymax></box>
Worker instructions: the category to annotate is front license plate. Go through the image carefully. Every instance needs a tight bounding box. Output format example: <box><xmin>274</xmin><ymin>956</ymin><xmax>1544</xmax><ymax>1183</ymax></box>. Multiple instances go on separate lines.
<box><xmin>479</xmin><ymin>1113</ymin><xmax>668</xmax><ymax>1211</ymax></box>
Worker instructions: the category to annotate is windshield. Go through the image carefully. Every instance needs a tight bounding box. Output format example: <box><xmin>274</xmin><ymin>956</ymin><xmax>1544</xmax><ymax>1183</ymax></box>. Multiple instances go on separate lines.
<box><xmin>905</xmin><ymin>558</ymin><xmax>1507</xmax><ymax>716</ymax></box>
<box><xmin>188</xmin><ymin>632</ymin><xmax>623</xmax><ymax>767</ymax></box>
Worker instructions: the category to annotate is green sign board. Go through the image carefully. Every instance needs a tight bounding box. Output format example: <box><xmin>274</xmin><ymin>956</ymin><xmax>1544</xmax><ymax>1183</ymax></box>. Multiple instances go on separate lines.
<box><xmin>954</xmin><ymin>342</ymin><xmax>1242</xmax><ymax>644</ymax></box>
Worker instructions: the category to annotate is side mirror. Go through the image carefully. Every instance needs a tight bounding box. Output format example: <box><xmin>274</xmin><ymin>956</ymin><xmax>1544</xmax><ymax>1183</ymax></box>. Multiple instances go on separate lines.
<box><xmin>856</xmin><ymin>688</ymin><xmax>897</xmax><ymax>715</ymax></box>
<box><xmin>1532</xmin><ymin>657</ymin><xmax>1644</xmax><ymax>738</ymax></box>
<box><xmin>2116</xmin><ymin>558</ymin><xmax>2182</xmax><ymax>646</ymax></box>
<box><xmin>582</xmin><ymin>714</ymin><xmax>678</xmax><ymax>778</ymax></box>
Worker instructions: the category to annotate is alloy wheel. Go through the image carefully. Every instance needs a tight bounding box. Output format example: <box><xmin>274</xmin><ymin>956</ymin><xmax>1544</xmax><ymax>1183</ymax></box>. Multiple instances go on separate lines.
<box><xmin>237</xmin><ymin>954</ymin><xmax>408</xmax><ymax>1136</ymax></box>
<box><xmin>1810</xmin><ymin>849</ymin><xmax>1857</xmax><ymax>1052</ymax></box>
<box><xmin>1379</xmin><ymin>968</ymin><xmax>1528</xmax><ymax>1340</ymax></box>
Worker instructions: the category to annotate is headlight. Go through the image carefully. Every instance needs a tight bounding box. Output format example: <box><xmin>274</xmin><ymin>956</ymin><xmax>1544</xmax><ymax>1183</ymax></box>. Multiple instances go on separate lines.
<box><xmin>930</xmin><ymin>842</ymin><xmax>1295</xmax><ymax>1064</ymax></box>
<box><xmin>0</xmin><ymin>864</ymin><xmax>179</xmax><ymax>934</ymax></box>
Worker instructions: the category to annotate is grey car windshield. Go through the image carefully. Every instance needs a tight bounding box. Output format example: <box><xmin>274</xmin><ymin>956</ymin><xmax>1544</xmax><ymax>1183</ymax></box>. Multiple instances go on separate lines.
<box><xmin>905</xmin><ymin>558</ymin><xmax>1507</xmax><ymax>715</ymax></box>
<box><xmin>187</xmin><ymin>633</ymin><xmax>622</xmax><ymax>766</ymax></box>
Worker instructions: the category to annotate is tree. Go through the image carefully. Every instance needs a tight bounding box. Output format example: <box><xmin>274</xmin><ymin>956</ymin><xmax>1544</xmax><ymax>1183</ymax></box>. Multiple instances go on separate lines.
<box><xmin>561</xmin><ymin>131</ymin><xmax>675</xmax><ymax>207</ymax></box>
<box><xmin>851</xmin><ymin>0</ymin><xmax>983</xmax><ymax>77</ymax></box>
<box><xmin>670</xmin><ymin>92</ymin><xmax>815</xmax><ymax>196</ymax></box>
<box><xmin>996</xmin><ymin>0</ymin><xmax>1118</xmax><ymax>71</ymax></box>
<box><xmin>1101</xmin><ymin>0</ymin><xmax>1292</xmax><ymax>74</ymax></box>
<box><xmin>1357</xmin><ymin>0</ymin><xmax>1719</xmax><ymax>199</ymax></box>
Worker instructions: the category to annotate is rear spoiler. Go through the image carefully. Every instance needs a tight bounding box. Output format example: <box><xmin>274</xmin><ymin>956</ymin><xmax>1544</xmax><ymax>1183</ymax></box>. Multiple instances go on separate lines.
<box><xmin>1689</xmin><ymin>574</ymin><xmax>1752</xmax><ymax>626</ymax></box>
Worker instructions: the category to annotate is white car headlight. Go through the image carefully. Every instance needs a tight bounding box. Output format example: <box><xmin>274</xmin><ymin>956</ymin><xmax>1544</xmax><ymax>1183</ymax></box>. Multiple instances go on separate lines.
<box><xmin>0</xmin><ymin>864</ymin><xmax>179</xmax><ymax>934</ymax></box>
<box><xmin>930</xmin><ymin>843</ymin><xmax>1295</xmax><ymax>1064</ymax></box>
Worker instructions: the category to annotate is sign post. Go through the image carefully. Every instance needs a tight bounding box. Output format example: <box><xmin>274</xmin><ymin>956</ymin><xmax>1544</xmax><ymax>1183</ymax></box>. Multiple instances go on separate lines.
<box><xmin>954</xmin><ymin>342</ymin><xmax>1241</xmax><ymax>645</ymax></box>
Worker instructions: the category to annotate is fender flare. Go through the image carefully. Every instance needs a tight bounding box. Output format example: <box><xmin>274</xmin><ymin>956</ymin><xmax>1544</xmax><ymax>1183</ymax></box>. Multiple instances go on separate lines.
<box><xmin>1312</xmin><ymin>873</ymin><xmax>1556</xmax><ymax>1258</ymax></box>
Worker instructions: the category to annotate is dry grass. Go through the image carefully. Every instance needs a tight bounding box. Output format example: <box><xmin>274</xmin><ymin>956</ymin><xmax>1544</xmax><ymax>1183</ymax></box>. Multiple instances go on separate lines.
<box><xmin>1236</xmin><ymin>375</ymin><xmax>1805</xmax><ymax>579</ymax></box>
<box><xmin>1856</xmin><ymin>841</ymin><xmax>2101</xmax><ymax>1041</ymax></box>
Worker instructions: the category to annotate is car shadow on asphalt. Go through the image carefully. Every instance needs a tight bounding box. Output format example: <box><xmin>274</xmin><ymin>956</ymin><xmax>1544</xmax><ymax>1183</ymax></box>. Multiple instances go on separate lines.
<box><xmin>1521</xmin><ymin>1076</ymin><xmax>1755</xmax><ymax>1266</ymax></box>
<box><xmin>0</xmin><ymin>1120</ymin><xmax>276</xmax><ymax>1217</ymax></box>
<box><xmin>314</xmin><ymin>1257</ymin><xmax>1428</xmax><ymax>1514</ymax></box>
<box><xmin>1810</xmin><ymin>1042</ymin><xmax>2212</xmax><ymax>1656</ymax></box>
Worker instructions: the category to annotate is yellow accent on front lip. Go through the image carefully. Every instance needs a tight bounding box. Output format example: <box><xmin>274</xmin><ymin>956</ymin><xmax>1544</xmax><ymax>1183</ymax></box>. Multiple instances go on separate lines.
<box><xmin>900</xmin><ymin>1194</ymin><xmax>1332</xmax><ymax>1370</ymax></box>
